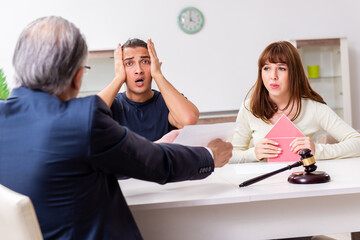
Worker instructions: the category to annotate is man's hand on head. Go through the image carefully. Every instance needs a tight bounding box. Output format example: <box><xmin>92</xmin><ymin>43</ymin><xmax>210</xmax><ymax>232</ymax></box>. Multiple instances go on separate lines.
<box><xmin>207</xmin><ymin>139</ymin><xmax>233</xmax><ymax>168</ymax></box>
<box><xmin>114</xmin><ymin>43</ymin><xmax>126</xmax><ymax>84</ymax></box>
<box><xmin>147</xmin><ymin>39</ymin><xmax>163</xmax><ymax>79</ymax></box>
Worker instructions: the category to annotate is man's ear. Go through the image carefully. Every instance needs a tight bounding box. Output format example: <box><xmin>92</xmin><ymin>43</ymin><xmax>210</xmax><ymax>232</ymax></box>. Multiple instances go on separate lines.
<box><xmin>72</xmin><ymin>67</ymin><xmax>84</xmax><ymax>91</ymax></box>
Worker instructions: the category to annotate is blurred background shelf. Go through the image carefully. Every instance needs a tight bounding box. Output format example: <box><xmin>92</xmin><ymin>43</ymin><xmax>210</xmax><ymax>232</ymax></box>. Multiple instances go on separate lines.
<box><xmin>290</xmin><ymin>37</ymin><xmax>352</xmax><ymax>126</ymax></box>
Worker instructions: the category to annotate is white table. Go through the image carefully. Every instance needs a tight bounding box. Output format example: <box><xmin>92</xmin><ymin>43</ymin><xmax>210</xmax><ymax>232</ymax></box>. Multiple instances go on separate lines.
<box><xmin>119</xmin><ymin>158</ymin><xmax>360</xmax><ymax>240</ymax></box>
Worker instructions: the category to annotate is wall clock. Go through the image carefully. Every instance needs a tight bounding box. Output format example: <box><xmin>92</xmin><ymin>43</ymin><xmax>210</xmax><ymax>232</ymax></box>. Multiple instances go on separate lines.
<box><xmin>178</xmin><ymin>7</ymin><xmax>204</xmax><ymax>34</ymax></box>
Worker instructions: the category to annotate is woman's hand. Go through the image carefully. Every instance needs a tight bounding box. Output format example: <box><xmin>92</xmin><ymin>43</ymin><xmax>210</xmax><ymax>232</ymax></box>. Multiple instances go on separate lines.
<box><xmin>290</xmin><ymin>137</ymin><xmax>315</xmax><ymax>155</ymax></box>
<box><xmin>255</xmin><ymin>139</ymin><xmax>281</xmax><ymax>160</ymax></box>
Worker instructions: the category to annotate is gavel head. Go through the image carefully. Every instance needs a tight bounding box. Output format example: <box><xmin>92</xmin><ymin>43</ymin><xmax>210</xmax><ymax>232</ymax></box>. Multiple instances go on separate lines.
<box><xmin>298</xmin><ymin>149</ymin><xmax>317</xmax><ymax>173</ymax></box>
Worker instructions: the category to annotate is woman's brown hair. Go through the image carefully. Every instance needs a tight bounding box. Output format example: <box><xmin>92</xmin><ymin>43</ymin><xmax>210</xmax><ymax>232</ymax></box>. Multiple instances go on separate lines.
<box><xmin>246</xmin><ymin>41</ymin><xmax>325</xmax><ymax>123</ymax></box>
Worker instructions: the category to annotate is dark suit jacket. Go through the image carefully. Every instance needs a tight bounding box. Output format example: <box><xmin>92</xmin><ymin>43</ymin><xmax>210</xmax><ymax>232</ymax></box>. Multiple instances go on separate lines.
<box><xmin>0</xmin><ymin>87</ymin><xmax>214</xmax><ymax>240</ymax></box>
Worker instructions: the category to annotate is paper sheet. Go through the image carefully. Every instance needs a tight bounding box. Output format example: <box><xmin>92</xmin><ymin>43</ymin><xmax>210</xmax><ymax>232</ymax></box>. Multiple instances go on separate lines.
<box><xmin>234</xmin><ymin>162</ymin><xmax>298</xmax><ymax>175</ymax></box>
<box><xmin>173</xmin><ymin>122</ymin><xmax>236</xmax><ymax>147</ymax></box>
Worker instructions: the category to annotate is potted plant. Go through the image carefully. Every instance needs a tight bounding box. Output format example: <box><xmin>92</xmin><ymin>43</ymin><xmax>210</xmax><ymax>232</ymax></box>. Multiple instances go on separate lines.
<box><xmin>0</xmin><ymin>68</ymin><xmax>10</xmax><ymax>99</ymax></box>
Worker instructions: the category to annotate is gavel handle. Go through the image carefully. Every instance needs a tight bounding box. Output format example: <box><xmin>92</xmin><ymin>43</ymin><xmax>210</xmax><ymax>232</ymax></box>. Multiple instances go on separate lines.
<box><xmin>239</xmin><ymin>161</ymin><xmax>303</xmax><ymax>187</ymax></box>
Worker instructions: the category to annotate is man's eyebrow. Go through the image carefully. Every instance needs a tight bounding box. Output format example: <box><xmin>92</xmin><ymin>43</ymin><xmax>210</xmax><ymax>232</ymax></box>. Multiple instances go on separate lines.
<box><xmin>124</xmin><ymin>56</ymin><xmax>150</xmax><ymax>61</ymax></box>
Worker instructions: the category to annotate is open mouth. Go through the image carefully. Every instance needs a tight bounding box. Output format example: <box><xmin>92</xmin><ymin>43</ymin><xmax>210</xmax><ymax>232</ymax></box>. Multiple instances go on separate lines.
<box><xmin>135</xmin><ymin>79</ymin><xmax>144</xmax><ymax>87</ymax></box>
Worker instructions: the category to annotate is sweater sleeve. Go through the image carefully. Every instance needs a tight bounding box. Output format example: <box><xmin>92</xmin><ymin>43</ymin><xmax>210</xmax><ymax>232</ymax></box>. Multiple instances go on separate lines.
<box><xmin>229</xmin><ymin>101</ymin><xmax>259</xmax><ymax>163</ymax></box>
<box><xmin>314</xmin><ymin>103</ymin><xmax>360</xmax><ymax>160</ymax></box>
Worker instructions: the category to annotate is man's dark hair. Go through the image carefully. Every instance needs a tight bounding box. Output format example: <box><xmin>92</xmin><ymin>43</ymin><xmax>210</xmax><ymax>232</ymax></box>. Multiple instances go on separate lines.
<box><xmin>122</xmin><ymin>38</ymin><xmax>147</xmax><ymax>49</ymax></box>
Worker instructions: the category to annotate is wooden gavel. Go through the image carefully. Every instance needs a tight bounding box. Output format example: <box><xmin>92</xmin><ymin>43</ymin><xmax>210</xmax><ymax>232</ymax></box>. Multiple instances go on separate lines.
<box><xmin>239</xmin><ymin>149</ymin><xmax>318</xmax><ymax>187</ymax></box>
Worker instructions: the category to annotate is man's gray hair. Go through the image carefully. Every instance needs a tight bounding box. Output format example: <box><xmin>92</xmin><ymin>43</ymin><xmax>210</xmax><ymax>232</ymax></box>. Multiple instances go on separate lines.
<box><xmin>12</xmin><ymin>16</ymin><xmax>88</xmax><ymax>95</ymax></box>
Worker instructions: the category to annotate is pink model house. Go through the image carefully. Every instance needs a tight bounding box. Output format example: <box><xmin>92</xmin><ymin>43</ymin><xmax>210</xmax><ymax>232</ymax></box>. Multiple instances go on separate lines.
<box><xmin>265</xmin><ymin>115</ymin><xmax>304</xmax><ymax>162</ymax></box>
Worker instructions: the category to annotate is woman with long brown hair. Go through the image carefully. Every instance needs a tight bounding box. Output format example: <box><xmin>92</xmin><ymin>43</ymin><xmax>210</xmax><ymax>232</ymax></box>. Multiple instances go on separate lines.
<box><xmin>230</xmin><ymin>41</ymin><xmax>360</xmax><ymax>163</ymax></box>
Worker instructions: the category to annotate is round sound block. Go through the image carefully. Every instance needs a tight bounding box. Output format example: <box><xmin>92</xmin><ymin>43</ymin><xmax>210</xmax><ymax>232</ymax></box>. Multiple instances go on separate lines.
<box><xmin>288</xmin><ymin>171</ymin><xmax>330</xmax><ymax>184</ymax></box>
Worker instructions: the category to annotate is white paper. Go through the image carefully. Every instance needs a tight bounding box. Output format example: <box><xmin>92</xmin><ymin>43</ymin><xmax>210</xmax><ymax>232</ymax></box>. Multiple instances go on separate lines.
<box><xmin>234</xmin><ymin>162</ymin><xmax>298</xmax><ymax>175</ymax></box>
<box><xmin>173</xmin><ymin>122</ymin><xmax>236</xmax><ymax>147</ymax></box>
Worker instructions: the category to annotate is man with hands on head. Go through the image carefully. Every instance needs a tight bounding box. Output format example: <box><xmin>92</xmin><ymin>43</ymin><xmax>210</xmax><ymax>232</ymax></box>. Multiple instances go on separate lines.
<box><xmin>0</xmin><ymin>16</ymin><xmax>232</xmax><ymax>239</ymax></box>
<box><xmin>98</xmin><ymin>38</ymin><xmax>199</xmax><ymax>141</ymax></box>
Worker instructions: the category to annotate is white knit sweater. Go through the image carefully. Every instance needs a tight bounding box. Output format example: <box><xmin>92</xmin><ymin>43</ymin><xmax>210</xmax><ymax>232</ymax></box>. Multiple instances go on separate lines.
<box><xmin>229</xmin><ymin>98</ymin><xmax>360</xmax><ymax>163</ymax></box>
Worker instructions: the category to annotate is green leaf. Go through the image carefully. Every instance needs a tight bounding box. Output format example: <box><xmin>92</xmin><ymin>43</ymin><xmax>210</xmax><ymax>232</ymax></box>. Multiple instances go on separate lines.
<box><xmin>0</xmin><ymin>68</ymin><xmax>10</xmax><ymax>99</ymax></box>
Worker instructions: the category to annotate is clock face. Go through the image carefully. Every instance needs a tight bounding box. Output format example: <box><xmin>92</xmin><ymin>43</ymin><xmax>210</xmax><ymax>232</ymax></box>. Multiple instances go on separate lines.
<box><xmin>178</xmin><ymin>7</ymin><xmax>204</xmax><ymax>34</ymax></box>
